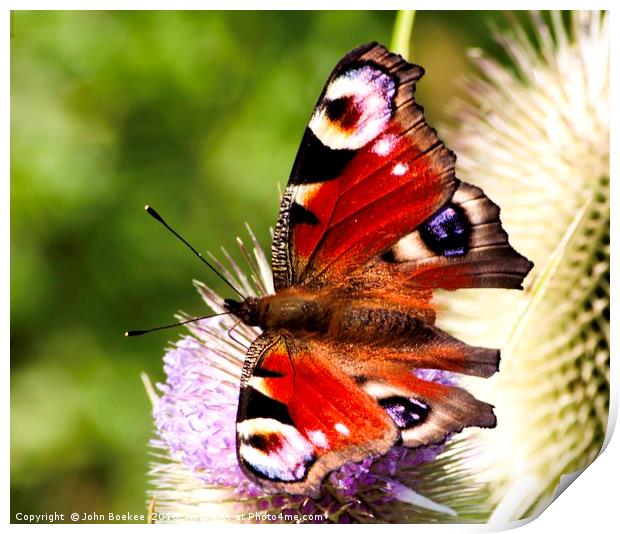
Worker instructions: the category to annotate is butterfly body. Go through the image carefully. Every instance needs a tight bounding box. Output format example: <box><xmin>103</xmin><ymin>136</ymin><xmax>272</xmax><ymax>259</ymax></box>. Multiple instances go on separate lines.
<box><xmin>225</xmin><ymin>289</ymin><xmax>432</xmax><ymax>341</ymax></box>
<box><xmin>222</xmin><ymin>42</ymin><xmax>533</xmax><ymax>496</ymax></box>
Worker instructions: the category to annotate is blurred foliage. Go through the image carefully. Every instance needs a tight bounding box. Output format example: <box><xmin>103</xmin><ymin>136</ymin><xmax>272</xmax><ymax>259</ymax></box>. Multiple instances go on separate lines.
<box><xmin>11</xmin><ymin>10</ymin><xmax>516</xmax><ymax>522</ymax></box>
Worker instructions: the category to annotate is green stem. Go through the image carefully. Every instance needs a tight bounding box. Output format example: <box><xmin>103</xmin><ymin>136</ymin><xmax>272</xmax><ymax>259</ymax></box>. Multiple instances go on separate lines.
<box><xmin>390</xmin><ymin>10</ymin><xmax>416</xmax><ymax>60</ymax></box>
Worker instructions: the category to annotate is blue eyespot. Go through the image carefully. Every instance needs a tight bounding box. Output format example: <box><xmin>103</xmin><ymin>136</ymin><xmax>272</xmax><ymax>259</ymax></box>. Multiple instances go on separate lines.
<box><xmin>420</xmin><ymin>204</ymin><xmax>470</xmax><ymax>257</ymax></box>
<box><xmin>379</xmin><ymin>396</ymin><xmax>430</xmax><ymax>429</ymax></box>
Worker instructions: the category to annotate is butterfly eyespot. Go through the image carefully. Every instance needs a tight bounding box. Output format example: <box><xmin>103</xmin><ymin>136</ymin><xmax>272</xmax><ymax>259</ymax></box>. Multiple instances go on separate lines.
<box><xmin>309</xmin><ymin>65</ymin><xmax>396</xmax><ymax>150</ymax></box>
<box><xmin>238</xmin><ymin>418</ymin><xmax>315</xmax><ymax>482</ymax></box>
<box><xmin>420</xmin><ymin>204</ymin><xmax>471</xmax><ymax>257</ymax></box>
<box><xmin>324</xmin><ymin>96</ymin><xmax>362</xmax><ymax>131</ymax></box>
<box><xmin>248</xmin><ymin>432</ymin><xmax>279</xmax><ymax>450</ymax></box>
<box><xmin>379</xmin><ymin>396</ymin><xmax>430</xmax><ymax>430</ymax></box>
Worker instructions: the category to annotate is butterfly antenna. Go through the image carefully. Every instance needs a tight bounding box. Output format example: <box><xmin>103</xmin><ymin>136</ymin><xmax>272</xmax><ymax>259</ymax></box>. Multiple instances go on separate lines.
<box><xmin>125</xmin><ymin>311</ymin><xmax>232</xmax><ymax>337</ymax></box>
<box><xmin>144</xmin><ymin>205</ymin><xmax>246</xmax><ymax>299</ymax></box>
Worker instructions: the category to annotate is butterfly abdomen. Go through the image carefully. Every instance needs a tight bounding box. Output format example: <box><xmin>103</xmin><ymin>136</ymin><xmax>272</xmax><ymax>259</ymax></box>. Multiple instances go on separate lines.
<box><xmin>329</xmin><ymin>305</ymin><xmax>427</xmax><ymax>345</ymax></box>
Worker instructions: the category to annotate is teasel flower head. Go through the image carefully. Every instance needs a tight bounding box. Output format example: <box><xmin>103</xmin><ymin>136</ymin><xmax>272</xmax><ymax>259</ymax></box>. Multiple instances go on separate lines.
<box><xmin>145</xmin><ymin>227</ymin><xmax>492</xmax><ymax>523</ymax></box>
<box><xmin>437</xmin><ymin>10</ymin><xmax>610</xmax><ymax>521</ymax></box>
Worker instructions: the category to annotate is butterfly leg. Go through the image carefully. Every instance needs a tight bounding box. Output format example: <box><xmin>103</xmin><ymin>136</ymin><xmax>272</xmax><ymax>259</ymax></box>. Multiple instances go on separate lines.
<box><xmin>227</xmin><ymin>320</ymin><xmax>248</xmax><ymax>349</ymax></box>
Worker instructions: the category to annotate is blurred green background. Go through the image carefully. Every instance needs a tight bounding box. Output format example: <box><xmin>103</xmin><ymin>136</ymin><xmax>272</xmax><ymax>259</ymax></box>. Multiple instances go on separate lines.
<box><xmin>11</xmin><ymin>10</ymin><xmax>516</xmax><ymax>522</ymax></box>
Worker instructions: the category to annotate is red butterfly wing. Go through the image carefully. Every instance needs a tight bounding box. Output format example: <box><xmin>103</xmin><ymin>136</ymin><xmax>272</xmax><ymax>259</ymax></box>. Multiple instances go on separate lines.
<box><xmin>236</xmin><ymin>332</ymin><xmax>398</xmax><ymax>496</ymax></box>
<box><xmin>357</xmin><ymin>368</ymin><xmax>497</xmax><ymax>449</ymax></box>
<box><xmin>272</xmin><ymin>42</ymin><xmax>458</xmax><ymax>290</ymax></box>
<box><xmin>377</xmin><ymin>181</ymin><xmax>533</xmax><ymax>290</ymax></box>
<box><xmin>237</xmin><ymin>332</ymin><xmax>497</xmax><ymax>495</ymax></box>
<box><xmin>272</xmin><ymin>42</ymin><xmax>532</xmax><ymax>292</ymax></box>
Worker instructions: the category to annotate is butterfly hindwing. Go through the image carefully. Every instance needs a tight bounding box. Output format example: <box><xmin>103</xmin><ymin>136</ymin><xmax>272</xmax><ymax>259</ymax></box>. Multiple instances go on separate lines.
<box><xmin>380</xmin><ymin>181</ymin><xmax>534</xmax><ymax>290</ymax></box>
<box><xmin>330</xmin><ymin>306</ymin><xmax>501</xmax><ymax>379</ymax></box>
<box><xmin>358</xmin><ymin>369</ymin><xmax>497</xmax><ymax>448</ymax></box>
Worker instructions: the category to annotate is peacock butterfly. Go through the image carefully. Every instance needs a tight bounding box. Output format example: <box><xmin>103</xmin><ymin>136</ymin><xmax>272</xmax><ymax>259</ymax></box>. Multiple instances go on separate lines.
<box><xmin>217</xmin><ymin>43</ymin><xmax>534</xmax><ymax>496</ymax></box>
<box><xmin>139</xmin><ymin>42</ymin><xmax>533</xmax><ymax>497</ymax></box>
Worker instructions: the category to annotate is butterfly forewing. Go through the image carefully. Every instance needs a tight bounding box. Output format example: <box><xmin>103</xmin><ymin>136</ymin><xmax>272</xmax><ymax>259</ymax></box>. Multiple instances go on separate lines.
<box><xmin>272</xmin><ymin>42</ymin><xmax>458</xmax><ymax>290</ymax></box>
<box><xmin>236</xmin><ymin>332</ymin><xmax>398</xmax><ymax>496</ymax></box>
